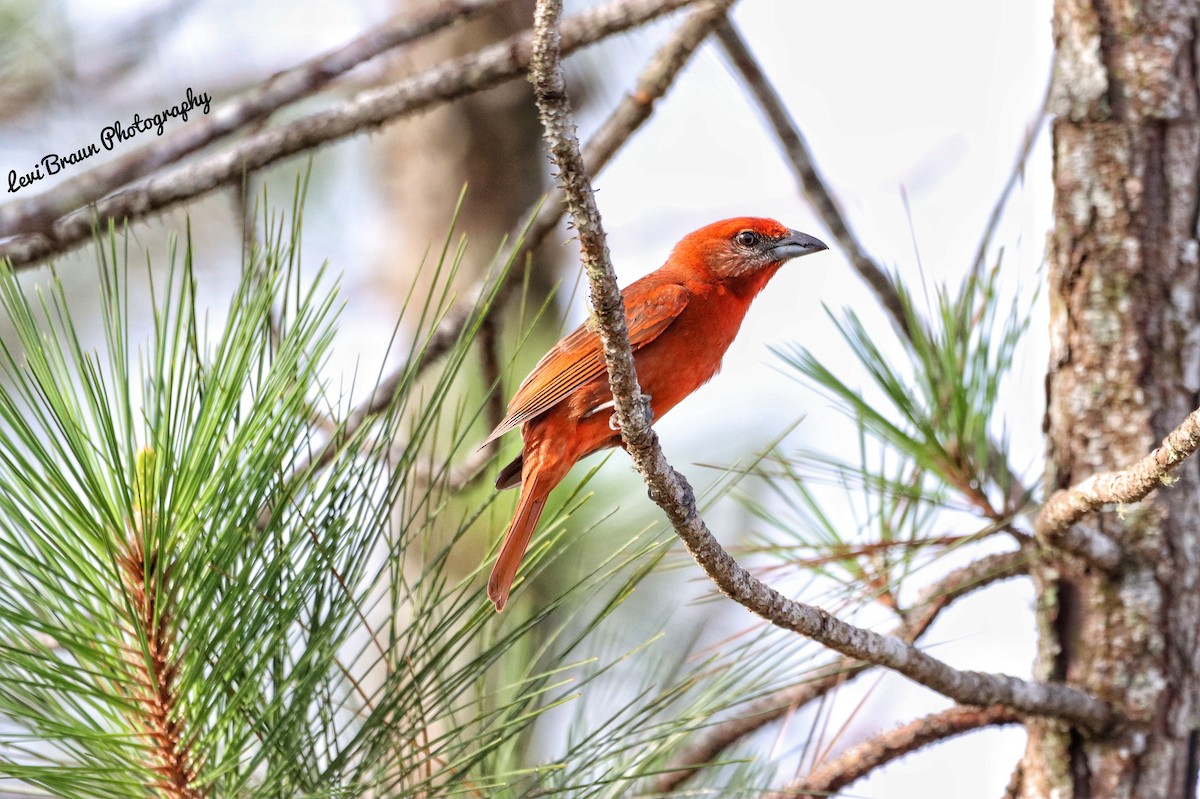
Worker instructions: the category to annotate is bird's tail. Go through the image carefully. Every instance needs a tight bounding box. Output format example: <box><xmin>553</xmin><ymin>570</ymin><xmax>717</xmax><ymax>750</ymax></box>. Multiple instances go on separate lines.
<box><xmin>487</xmin><ymin>473</ymin><xmax>549</xmax><ymax>611</ymax></box>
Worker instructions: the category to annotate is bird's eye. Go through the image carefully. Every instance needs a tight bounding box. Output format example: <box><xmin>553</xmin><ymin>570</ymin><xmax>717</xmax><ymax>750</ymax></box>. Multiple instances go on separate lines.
<box><xmin>735</xmin><ymin>230</ymin><xmax>760</xmax><ymax>248</ymax></box>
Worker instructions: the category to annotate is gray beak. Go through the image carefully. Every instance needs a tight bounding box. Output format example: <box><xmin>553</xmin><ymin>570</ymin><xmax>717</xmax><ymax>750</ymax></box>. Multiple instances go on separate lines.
<box><xmin>770</xmin><ymin>229</ymin><xmax>828</xmax><ymax>260</ymax></box>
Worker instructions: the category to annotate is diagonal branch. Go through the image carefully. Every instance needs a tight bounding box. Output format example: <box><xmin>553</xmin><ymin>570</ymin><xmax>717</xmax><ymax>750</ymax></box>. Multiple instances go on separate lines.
<box><xmin>655</xmin><ymin>547</ymin><xmax>1032</xmax><ymax>792</ymax></box>
<box><xmin>1036</xmin><ymin>406</ymin><xmax>1200</xmax><ymax>541</ymax></box>
<box><xmin>715</xmin><ymin>19</ymin><xmax>1032</xmax><ymax>514</ymax></box>
<box><xmin>770</xmin><ymin>704</ymin><xmax>1022</xmax><ymax>799</ymax></box>
<box><xmin>0</xmin><ymin>0</ymin><xmax>707</xmax><ymax>270</ymax></box>
<box><xmin>0</xmin><ymin>0</ymin><xmax>507</xmax><ymax>239</ymax></box>
<box><xmin>713</xmin><ymin>19</ymin><xmax>907</xmax><ymax>337</ymax></box>
<box><xmin>529</xmin><ymin>0</ymin><xmax>1112</xmax><ymax>736</ymax></box>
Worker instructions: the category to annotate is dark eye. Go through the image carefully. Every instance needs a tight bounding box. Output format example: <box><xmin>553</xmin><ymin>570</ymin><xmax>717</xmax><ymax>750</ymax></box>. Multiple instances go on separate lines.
<box><xmin>735</xmin><ymin>230</ymin><xmax>760</xmax><ymax>248</ymax></box>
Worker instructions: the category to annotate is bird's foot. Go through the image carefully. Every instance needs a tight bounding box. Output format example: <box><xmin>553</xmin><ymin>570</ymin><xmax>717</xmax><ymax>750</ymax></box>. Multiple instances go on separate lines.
<box><xmin>608</xmin><ymin>394</ymin><xmax>652</xmax><ymax>431</ymax></box>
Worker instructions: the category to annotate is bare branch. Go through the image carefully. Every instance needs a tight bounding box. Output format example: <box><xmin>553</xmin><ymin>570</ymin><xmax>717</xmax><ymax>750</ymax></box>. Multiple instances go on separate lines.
<box><xmin>1036</xmin><ymin>406</ymin><xmax>1200</xmax><ymax>548</ymax></box>
<box><xmin>713</xmin><ymin>20</ymin><xmax>908</xmax><ymax>337</ymax></box>
<box><xmin>656</xmin><ymin>548</ymin><xmax>1032</xmax><ymax>791</ymax></box>
<box><xmin>647</xmin><ymin>466</ymin><xmax>1109</xmax><ymax>730</ymax></box>
<box><xmin>531</xmin><ymin>0</ymin><xmax>1111</xmax><ymax>739</ymax></box>
<box><xmin>0</xmin><ymin>0</ymin><xmax>506</xmax><ymax>239</ymax></box>
<box><xmin>0</xmin><ymin>0</ymin><xmax>706</xmax><ymax>270</ymax></box>
<box><xmin>715</xmin><ymin>18</ymin><xmax>1032</xmax><ymax>515</ymax></box>
<box><xmin>771</xmin><ymin>705</ymin><xmax>1021</xmax><ymax>799</ymax></box>
<box><xmin>530</xmin><ymin>0</ymin><xmax>653</xmax><ymax>450</ymax></box>
<box><xmin>968</xmin><ymin>77</ymin><xmax>1052</xmax><ymax>278</ymax></box>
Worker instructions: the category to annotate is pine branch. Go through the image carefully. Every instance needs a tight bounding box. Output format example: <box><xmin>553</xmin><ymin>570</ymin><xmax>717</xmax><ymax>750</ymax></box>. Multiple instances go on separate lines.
<box><xmin>0</xmin><ymin>0</ymin><xmax>706</xmax><ymax>270</ymax></box>
<box><xmin>529</xmin><ymin>0</ymin><xmax>1113</xmax><ymax>736</ymax></box>
<box><xmin>118</xmin><ymin>533</ymin><xmax>199</xmax><ymax>799</ymax></box>
<box><xmin>771</xmin><ymin>704</ymin><xmax>1021</xmax><ymax>799</ymax></box>
<box><xmin>1035</xmin><ymin>406</ymin><xmax>1200</xmax><ymax>558</ymax></box>
<box><xmin>655</xmin><ymin>547</ymin><xmax>1032</xmax><ymax>791</ymax></box>
<box><xmin>0</xmin><ymin>0</ymin><xmax>506</xmax><ymax>239</ymax></box>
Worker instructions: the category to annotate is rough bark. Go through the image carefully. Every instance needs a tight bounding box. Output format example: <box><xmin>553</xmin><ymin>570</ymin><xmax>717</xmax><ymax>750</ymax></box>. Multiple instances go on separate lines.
<box><xmin>1028</xmin><ymin>1</ymin><xmax>1200</xmax><ymax>795</ymax></box>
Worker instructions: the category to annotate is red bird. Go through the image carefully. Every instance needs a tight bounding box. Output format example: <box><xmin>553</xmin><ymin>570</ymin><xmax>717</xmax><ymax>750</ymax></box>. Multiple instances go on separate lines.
<box><xmin>483</xmin><ymin>217</ymin><xmax>827</xmax><ymax>610</ymax></box>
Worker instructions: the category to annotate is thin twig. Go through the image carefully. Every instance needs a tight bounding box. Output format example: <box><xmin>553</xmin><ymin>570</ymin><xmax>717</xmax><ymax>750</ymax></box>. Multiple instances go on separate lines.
<box><xmin>713</xmin><ymin>19</ymin><xmax>908</xmax><ymax>337</ymax></box>
<box><xmin>771</xmin><ymin>704</ymin><xmax>1021</xmax><ymax>799</ymax></box>
<box><xmin>529</xmin><ymin>0</ymin><xmax>1112</xmax><ymax>736</ymax></box>
<box><xmin>0</xmin><ymin>0</ymin><xmax>706</xmax><ymax>270</ymax></box>
<box><xmin>405</xmin><ymin>317</ymin><xmax>507</xmax><ymax>493</ymax></box>
<box><xmin>655</xmin><ymin>547</ymin><xmax>1032</xmax><ymax>791</ymax></box>
<box><xmin>479</xmin><ymin>317</ymin><xmax>506</xmax><ymax>435</ymax></box>
<box><xmin>0</xmin><ymin>0</ymin><xmax>507</xmax><ymax>239</ymax></box>
<box><xmin>1035</xmin><ymin>407</ymin><xmax>1200</xmax><ymax>544</ymax></box>
<box><xmin>715</xmin><ymin>18</ymin><xmax>1033</xmax><ymax>515</ymax></box>
<box><xmin>968</xmin><ymin>76</ymin><xmax>1053</xmax><ymax>279</ymax></box>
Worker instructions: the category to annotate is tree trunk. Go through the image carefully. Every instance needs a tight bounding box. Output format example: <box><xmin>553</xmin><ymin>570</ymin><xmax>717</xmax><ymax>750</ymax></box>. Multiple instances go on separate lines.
<box><xmin>374</xmin><ymin>0</ymin><xmax>544</xmax><ymax>307</ymax></box>
<box><xmin>1025</xmin><ymin>1</ymin><xmax>1200</xmax><ymax>796</ymax></box>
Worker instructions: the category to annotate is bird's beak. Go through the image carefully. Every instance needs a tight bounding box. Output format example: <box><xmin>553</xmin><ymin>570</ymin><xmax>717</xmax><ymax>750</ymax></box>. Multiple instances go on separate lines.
<box><xmin>771</xmin><ymin>229</ymin><xmax>828</xmax><ymax>260</ymax></box>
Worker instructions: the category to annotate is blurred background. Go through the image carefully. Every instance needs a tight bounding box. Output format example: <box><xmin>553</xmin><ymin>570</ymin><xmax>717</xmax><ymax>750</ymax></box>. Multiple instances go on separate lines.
<box><xmin>0</xmin><ymin>0</ymin><xmax>1055</xmax><ymax>794</ymax></box>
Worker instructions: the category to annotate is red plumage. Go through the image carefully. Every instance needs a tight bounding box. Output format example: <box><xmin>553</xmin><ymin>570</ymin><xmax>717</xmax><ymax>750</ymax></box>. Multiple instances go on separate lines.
<box><xmin>484</xmin><ymin>217</ymin><xmax>827</xmax><ymax>610</ymax></box>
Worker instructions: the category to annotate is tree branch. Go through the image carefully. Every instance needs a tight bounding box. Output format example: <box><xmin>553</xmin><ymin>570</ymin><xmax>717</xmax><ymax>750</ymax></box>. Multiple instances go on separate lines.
<box><xmin>0</xmin><ymin>0</ymin><xmax>507</xmax><ymax>239</ymax></box>
<box><xmin>771</xmin><ymin>704</ymin><xmax>1022</xmax><ymax>799</ymax></box>
<box><xmin>529</xmin><ymin>0</ymin><xmax>654</xmax><ymax>447</ymax></box>
<box><xmin>530</xmin><ymin>0</ymin><xmax>1112</xmax><ymax>736</ymax></box>
<box><xmin>1035</xmin><ymin>406</ymin><xmax>1200</xmax><ymax>546</ymax></box>
<box><xmin>655</xmin><ymin>547</ymin><xmax>1032</xmax><ymax>791</ymax></box>
<box><xmin>0</xmin><ymin>0</ymin><xmax>706</xmax><ymax>270</ymax></box>
<box><xmin>713</xmin><ymin>19</ymin><xmax>907</xmax><ymax>337</ymax></box>
<box><xmin>714</xmin><ymin>18</ymin><xmax>1033</xmax><ymax>515</ymax></box>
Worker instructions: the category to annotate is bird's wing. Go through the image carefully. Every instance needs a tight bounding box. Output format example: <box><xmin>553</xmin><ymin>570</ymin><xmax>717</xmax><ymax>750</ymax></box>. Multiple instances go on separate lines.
<box><xmin>483</xmin><ymin>280</ymin><xmax>690</xmax><ymax>444</ymax></box>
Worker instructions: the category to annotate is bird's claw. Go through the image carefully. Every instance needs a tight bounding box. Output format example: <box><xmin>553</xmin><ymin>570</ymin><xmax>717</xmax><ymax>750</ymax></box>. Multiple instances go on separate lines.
<box><xmin>608</xmin><ymin>394</ymin><xmax>652</xmax><ymax>432</ymax></box>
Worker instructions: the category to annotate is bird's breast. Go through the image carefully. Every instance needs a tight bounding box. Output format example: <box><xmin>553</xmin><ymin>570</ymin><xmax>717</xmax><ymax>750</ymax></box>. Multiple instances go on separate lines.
<box><xmin>631</xmin><ymin>291</ymin><xmax>751</xmax><ymax>416</ymax></box>
<box><xmin>550</xmin><ymin>284</ymin><xmax>759</xmax><ymax>461</ymax></box>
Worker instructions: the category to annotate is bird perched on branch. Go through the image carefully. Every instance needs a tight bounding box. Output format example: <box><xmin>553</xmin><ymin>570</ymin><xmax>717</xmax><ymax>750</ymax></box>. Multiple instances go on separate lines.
<box><xmin>482</xmin><ymin>217</ymin><xmax>828</xmax><ymax>610</ymax></box>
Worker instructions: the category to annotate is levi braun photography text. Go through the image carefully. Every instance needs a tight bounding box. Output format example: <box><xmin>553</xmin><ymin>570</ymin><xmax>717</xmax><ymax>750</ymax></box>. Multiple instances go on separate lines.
<box><xmin>7</xmin><ymin>87</ymin><xmax>212</xmax><ymax>194</ymax></box>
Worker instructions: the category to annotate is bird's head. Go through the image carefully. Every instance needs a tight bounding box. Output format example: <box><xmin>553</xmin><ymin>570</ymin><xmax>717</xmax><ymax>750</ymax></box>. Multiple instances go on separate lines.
<box><xmin>675</xmin><ymin>217</ymin><xmax>828</xmax><ymax>281</ymax></box>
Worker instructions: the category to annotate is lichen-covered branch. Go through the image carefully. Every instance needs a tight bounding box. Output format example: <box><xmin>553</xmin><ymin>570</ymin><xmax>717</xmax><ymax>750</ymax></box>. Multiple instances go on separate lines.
<box><xmin>0</xmin><ymin>0</ymin><xmax>506</xmax><ymax>240</ymax></box>
<box><xmin>656</xmin><ymin>548</ymin><xmax>1032</xmax><ymax>791</ymax></box>
<box><xmin>771</xmin><ymin>705</ymin><xmax>1021</xmax><ymax>799</ymax></box>
<box><xmin>530</xmin><ymin>0</ymin><xmax>1111</xmax><ymax>737</ymax></box>
<box><xmin>0</xmin><ymin>0</ymin><xmax>706</xmax><ymax>270</ymax></box>
<box><xmin>1036</xmin><ymin>406</ymin><xmax>1200</xmax><ymax>543</ymax></box>
<box><xmin>529</xmin><ymin>0</ymin><xmax>655</xmax><ymax>446</ymax></box>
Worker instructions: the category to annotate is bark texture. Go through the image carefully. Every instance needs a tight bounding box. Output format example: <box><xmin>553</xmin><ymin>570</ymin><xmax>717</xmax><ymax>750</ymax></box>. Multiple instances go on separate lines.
<box><xmin>1030</xmin><ymin>1</ymin><xmax>1200</xmax><ymax>795</ymax></box>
